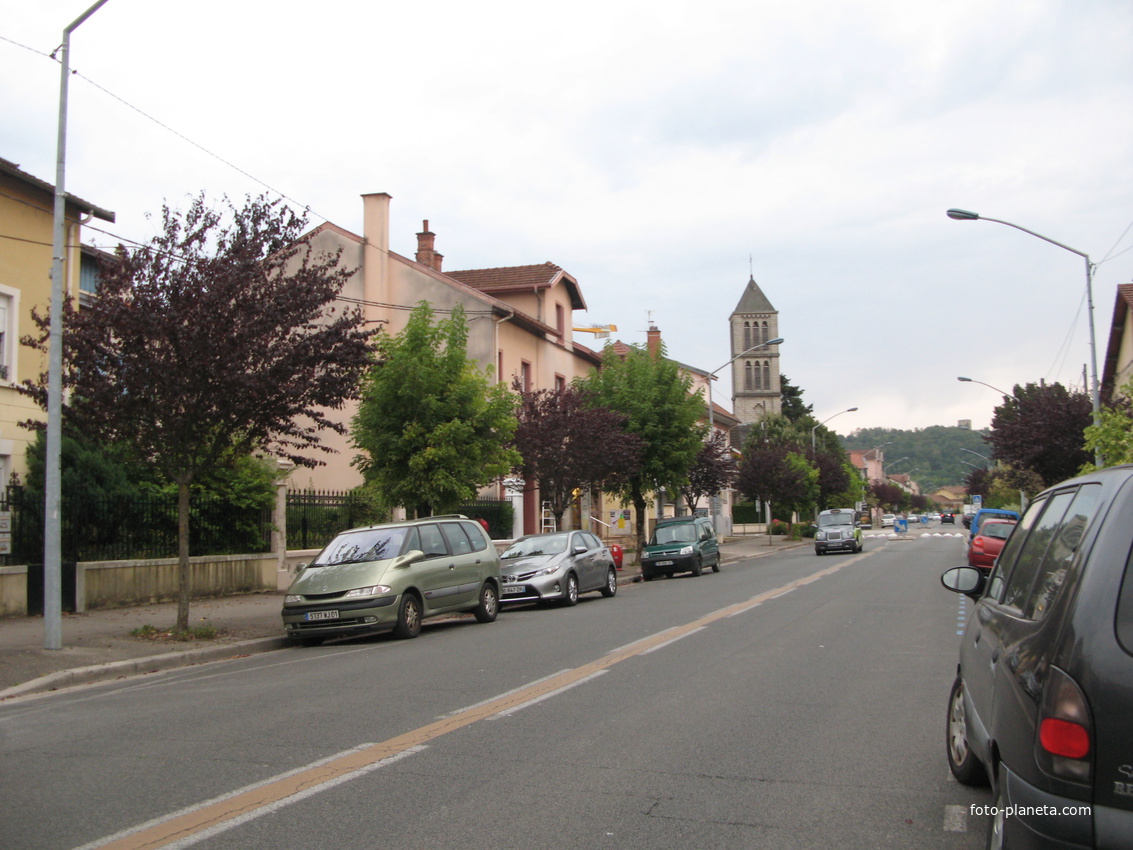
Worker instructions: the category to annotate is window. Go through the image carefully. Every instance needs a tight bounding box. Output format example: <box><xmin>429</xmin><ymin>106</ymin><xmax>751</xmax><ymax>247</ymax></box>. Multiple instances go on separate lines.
<box><xmin>0</xmin><ymin>289</ymin><xmax>15</xmax><ymax>382</ymax></box>
<box><xmin>998</xmin><ymin>485</ymin><xmax>1102</xmax><ymax>619</ymax></box>
<box><xmin>555</xmin><ymin>374</ymin><xmax>566</xmax><ymax>393</ymax></box>
<box><xmin>761</xmin><ymin>321</ymin><xmax>769</xmax><ymax>343</ymax></box>
<box><xmin>440</xmin><ymin>523</ymin><xmax>473</xmax><ymax>555</ymax></box>
<box><xmin>762</xmin><ymin>361</ymin><xmax>770</xmax><ymax>390</ymax></box>
<box><xmin>743</xmin><ymin>322</ymin><xmax>752</xmax><ymax>350</ymax></box>
<box><xmin>747</xmin><ymin>361</ymin><xmax>755</xmax><ymax>390</ymax></box>
<box><xmin>520</xmin><ymin>361</ymin><xmax>532</xmax><ymax>393</ymax></box>
<box><xmin>417</xmin><ymin>524</ymin><xmax>449</xmax><ymax>558</ymax></box>
<box><xmin>555</xmin><ymin>303</ymin><xmax>565</xmax><ymax>338</ymax></box>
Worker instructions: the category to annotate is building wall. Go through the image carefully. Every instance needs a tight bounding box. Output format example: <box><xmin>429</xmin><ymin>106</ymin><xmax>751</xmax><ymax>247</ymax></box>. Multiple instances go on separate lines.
<box><xmin>0</xmin><ymin>171</ymin><xmax>87</xmax><ymax>486</ymax></box>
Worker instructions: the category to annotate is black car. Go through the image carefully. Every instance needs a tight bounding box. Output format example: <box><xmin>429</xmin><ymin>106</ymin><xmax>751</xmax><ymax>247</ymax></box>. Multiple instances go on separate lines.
<box><xmin>941</xmin><ymin>512</ymin><xmax>956</xmax><ymax>524</ymax></box>
<box><xmin>941</xmin><ymin>465</ymin><xmax>1133</xmax><ymax>848</ymax></box>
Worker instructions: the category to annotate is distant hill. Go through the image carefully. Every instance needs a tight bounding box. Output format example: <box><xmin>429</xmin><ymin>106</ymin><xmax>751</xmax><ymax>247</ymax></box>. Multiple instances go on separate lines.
<box><xmin>839</xmin><ymin>425</ymin><xmax>992</xmax><ymax>494</ymax></box>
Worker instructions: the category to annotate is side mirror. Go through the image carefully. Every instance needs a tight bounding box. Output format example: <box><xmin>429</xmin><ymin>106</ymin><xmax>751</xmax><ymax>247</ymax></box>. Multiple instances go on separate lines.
<box><xmin>941</xmin><ymin>566</ymin><xmax>985</xmax><ymax>597</ymax></box>
<box><xmin>572</xmin><ymin>545</ymin><xmax>589</xmax><ymax>556</ymax></box>
<box><xmin>391</xmin><ymin>549</ymin><xmax>426</xmax><ymax>568</ymax></box>
<box><xmin>296</xmin><ymin>562</ymin><xmax>309</xmax><ymax>574</ymax></box>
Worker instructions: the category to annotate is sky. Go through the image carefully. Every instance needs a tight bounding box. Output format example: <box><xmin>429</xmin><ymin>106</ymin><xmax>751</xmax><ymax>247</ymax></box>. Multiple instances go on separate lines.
<box><xmin>3</xmin><ymin>0</ymin><xmax>1132</xmax><ymax>436</ymax></box>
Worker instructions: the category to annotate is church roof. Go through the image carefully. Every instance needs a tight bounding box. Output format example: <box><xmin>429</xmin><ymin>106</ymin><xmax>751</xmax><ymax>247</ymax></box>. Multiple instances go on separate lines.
<box><xmin>731</xmin><ymin>275</ymin><xmax>776</xmax><ymax>316</ymax></box>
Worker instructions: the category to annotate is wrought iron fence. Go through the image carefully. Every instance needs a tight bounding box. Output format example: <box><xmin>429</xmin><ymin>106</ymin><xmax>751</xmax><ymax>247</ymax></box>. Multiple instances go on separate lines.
<box><xmin>1</xmin><ymin>485</ymin><xmax>271</xmax><ymax>565</ymax></box>
<box><xmin>286</xmin><ymin>489</ymin><xmax>386</xmax><ymax>551</ymax></box>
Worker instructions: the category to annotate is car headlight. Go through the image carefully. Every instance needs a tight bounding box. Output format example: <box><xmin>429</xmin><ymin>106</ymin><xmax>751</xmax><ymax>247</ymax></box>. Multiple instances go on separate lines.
<box><xmin>344</xmin><ymin>585</ymin><xmax>392</xmax><ymax>598</ymax></box>
<box><xmin>537</xmin><ymin>565</ymin><xmax>561</xmax><ymax>577</ymax></box>
<box><xmin>679</xmin><ymin>546</ymin><xmax>694</xmax><ymax>555</ymax></box>
<box><xmin>816</xmin><ymin>531</ymin><xmax>827</xmax><ymax>540</ymax></box>
<box><xmin>284</xmin><ymin>594</ymin><xmax>303</xmax><ymax>603</ymax></box>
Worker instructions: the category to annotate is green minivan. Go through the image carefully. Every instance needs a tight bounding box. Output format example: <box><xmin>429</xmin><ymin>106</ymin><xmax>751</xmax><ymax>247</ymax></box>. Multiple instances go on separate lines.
<box><xmin>281</xmin><ymin>515</ymin><xmax>501</xmax><ymax>645</ymax></box>
<box><xmin>640</xmin><ymin>516</ymin><xmax>721</xmax><ymax>581</ymax></box>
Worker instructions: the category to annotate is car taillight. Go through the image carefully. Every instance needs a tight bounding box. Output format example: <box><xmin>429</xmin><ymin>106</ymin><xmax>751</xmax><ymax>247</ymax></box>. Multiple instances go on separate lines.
<box><xmin>1036</xmin><ymin>667</ymin><xmax>1092</xmax><ymax>782</ymax></box>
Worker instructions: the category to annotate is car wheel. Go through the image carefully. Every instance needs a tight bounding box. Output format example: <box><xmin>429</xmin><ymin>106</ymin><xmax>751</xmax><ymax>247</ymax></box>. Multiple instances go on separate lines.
<box><xmin>642</xmin><ymin>568</ymin><xmax>654</xmax><ymax>582</ymax></box>
<box><xmin>946</xmin><ymin>676</ymin><xmax>988</xmax><ymax>786</ymax></box>
<box><xmin>473</xmin><ymin>582</ymin><xmax>498</xmax><ymax>623</ymax></box>
<box><xmin>600</xmin><ymin>566</ymin><xmax>618</xmax><ymax>598</ymax></box>
<box><xmin>815</xmin><ymin>547</ymin><xmax>823</xmax><ymax>556</ymax></box>
<box><xmin>692</xmin><ymin>555</ymin><xmax>703</xmax><ymax>576</ymax></box>
<box><xmin>562</xmin><ymin>572</ymin><xmax>579</xmax><ymax>606</ymax></box>
<box><xmin>393</xmin><ymin>593</ymin><xmax>422</xmax><ymax>639</ymax></box>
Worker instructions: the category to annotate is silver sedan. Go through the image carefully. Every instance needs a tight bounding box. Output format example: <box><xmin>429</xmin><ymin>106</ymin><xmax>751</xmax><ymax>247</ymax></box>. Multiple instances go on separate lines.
<box><xmin>499</xmin><ymin>530</ymin><xmax>618</xmax><ymax>606</ymax></box>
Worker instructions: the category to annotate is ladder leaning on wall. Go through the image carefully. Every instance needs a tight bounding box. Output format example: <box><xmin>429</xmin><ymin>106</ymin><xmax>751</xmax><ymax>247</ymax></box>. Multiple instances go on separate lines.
<box><xmin>541</xmin><ymin>502</ymin><xmax>556</xmax><ymax>533</ymax></box>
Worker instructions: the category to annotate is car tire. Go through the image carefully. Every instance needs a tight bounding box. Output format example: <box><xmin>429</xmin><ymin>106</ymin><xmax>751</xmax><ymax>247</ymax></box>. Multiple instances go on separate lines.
<box><xmin>692</xmin><ymin>556</ymin><xmax>703</xmax><ymax>577</ymax></box>
<box><xmin>600</xmin><ymin>566</ymin><xmax>618</xmax><ymax>598</ymax></box>
<box><xmin>473</xmin><ymin>582</ymin><xmax>498</xmax><ymax>623</ymax></box>
<box><xmin>642</xmin><ymin>568</ymin><xmax>654</xmax><ymax>582</ymax></box>
<box><xmin>393</xmin><ymin>593</ymin><xmax>422</xmax><ymax>639</ymax></box>
<box><xmin>946</xmin><ymin>676</ymin><xmax>988</xmax><ymax>786</ymax></box>
<box><xmin>562</xmin><ymin>572</ymin><xmax>579</xmax><ymax>606</ymax></box>
<box><xmin>815</xmin><ymin>547</ymin><xmax>823</xmax><ymax>556</ymax></box>
<box><xmin>711</xmin><ymin>557</ymin><xmax>721</xmax><ymax>573</ymax></box>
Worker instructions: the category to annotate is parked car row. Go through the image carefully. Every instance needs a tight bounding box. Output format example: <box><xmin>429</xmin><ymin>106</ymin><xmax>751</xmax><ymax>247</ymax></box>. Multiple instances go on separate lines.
<box><xmin>281</xmin><ymin>517</ymin><xmax>620</xmax><ymax>646</ymax></box>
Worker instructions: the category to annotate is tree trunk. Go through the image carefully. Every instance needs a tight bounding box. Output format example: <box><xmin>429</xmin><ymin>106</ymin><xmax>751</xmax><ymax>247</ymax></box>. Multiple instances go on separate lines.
<box><xmin>175</xmin><ymin>478</ymin><xmax>192</xmax><ymax>632</ymax></box>
<box><xmin>632</xmin><ymin>490</ymin><xmax>648</xmax><ymax>566</ymax></box>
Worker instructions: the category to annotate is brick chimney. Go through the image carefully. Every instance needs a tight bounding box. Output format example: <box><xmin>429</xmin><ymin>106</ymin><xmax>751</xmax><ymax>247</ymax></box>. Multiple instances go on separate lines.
<box><xmin>647</xmin><ymin>322</ymin><xmax>662</xmax><ymax>358</ymax></box>
<box><xmin>415</xmin><ymin>220</ymin><xmax>443</xmax><ymax>272</ymax></box>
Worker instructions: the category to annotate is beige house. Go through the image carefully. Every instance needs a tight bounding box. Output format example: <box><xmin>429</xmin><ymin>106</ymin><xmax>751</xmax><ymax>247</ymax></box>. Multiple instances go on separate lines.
<box><xmin>1101</xmin><ymin>283</ymin><xmax>1133</xmax><ymax>404</ymax></box>
<box><xmin>291</xmin><ymin>193</ymin><xmax>603</xmax><ymax>535</ymax></box>
<box><xmin>0</xmin><ymin>157</ymin><xmax>114</xmax><ymax>487</ymax></box>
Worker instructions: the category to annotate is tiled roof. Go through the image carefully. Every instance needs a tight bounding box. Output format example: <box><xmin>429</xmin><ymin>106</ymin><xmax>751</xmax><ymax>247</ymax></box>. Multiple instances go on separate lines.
<box><xmin>447</xmin><ymin>262</ymin><xmax>586</xmax><ymax>310</ymax></box>
<box><xmin>0</xmin><ymin>156</ymin><xmax>115</xmax><ymax>222</ymax></box>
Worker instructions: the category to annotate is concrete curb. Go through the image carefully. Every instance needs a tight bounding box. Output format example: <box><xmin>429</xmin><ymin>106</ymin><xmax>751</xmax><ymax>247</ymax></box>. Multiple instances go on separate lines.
<box><xmin>0</xmin><ymin>636</ymin><xmax>291</xmax><ymax>701</ymax></box>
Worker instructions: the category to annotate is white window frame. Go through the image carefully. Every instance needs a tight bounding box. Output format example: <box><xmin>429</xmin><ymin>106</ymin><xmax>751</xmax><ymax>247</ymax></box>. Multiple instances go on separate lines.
<box><xmin>0</xmin><ymin>284</ymin><xmax>19</xmax><ymax>385</ymax></box>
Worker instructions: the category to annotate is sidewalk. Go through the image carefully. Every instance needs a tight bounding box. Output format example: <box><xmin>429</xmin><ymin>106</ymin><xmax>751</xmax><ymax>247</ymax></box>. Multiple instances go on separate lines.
<box><xmin>0</xmin><ymin>534</ymin><xmax>804</xmax><ymax>700</ymax></box>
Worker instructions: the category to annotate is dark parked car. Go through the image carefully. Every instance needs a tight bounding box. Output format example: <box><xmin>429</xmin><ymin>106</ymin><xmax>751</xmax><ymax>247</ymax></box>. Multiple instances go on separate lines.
<box><xmin>641</xmin><ymin>516</ymin><xmax>720</xmax><ymax>581</ymax></box>
<box><xmin>966</xmin><ymin>518</ymin><xmax>1017</xmax><ymax>572</ymax></box>
<box><xmin>941</xmin><ymin>512</ymin><xmax>956</xmax><ymax>524</ymax></box>
<box><xmin>940</xmin><ymin>465</ymin><xmax>1133</xmax><ymax>848</ymax></box>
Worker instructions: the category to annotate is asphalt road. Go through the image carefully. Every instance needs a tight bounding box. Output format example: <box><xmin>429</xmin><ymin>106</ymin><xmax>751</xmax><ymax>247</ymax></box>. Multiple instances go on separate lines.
<box><xmin>0</xmin><ymin>527</ymin><xmax>992</xmax><ymax>849</ymax></box>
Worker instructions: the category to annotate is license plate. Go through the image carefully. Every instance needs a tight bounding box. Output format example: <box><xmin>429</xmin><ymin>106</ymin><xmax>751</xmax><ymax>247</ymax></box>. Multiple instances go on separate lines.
<box><xmin>503</xmin><ymin>586</ymin><xmax>526</xmax><ymax>595</ymax></box>
<box><xmin>654</xmin><ymin>560</ymin><xmax>674</xmax><ymax>566</ymax></box>
<box><xmin>305</xmin><ymin>610</ymin><xmax>339</xmax><ymax>621</ymax></box>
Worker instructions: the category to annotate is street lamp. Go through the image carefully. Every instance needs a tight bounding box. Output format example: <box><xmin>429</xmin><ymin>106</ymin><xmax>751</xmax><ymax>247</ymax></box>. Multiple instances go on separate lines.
<box><xmin>960</xmin><ymin>447</ymin><xmax>992</xmax><ymax>465</ymax></box>
<box><xmin>705</xmin><ymin>337</ymin><xmax>784</xmax><ymax>531</ymax></box>
<box><xmin>811</xmin><ymin>407</ymin><xmax>858</xmax><ymax>454</ymax></box>
<box><xmin>957</xmin><ymin>376</ymin><xmax>1018</xmax><ymax>402</ymax></box>
<box><xmin>947</xmin><ymin>208</ymin><xmax>1100</xmax><ymax>463</ymax></box>
<box><xmin>44</xmin><ymin>0</ymin><xmax>111</xmax><ymax>651</ymax></box>
<box><xmin>884</xmin><ymin>457</ymin><xmax>909</xmax><ymax>473</ymax></box>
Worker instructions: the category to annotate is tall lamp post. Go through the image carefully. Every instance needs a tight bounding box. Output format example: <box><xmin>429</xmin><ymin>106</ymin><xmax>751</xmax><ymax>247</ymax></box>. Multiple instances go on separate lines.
<box><xmin>947</xmin><ymin>209</ymin><xmax>1100</xmax><ymax>465</ymax></box>
<box><xmin>705</xmin><ymin>337</ymin><xmax>784</xmax><ymax>532</ymax></box>
<box><xmin>957</xmin><ymin>376</ymin><xmax>1019</xmax><ymax>402</ymax></box>
<box><xmin>811</xmin><ymin>407</ymin><xmax>858</xmax><ymax>454</ymax></box>
<box><xmin>44</xmin><ymin>0</ymin><xmax>111</xmax><ymax>650</ymax></box>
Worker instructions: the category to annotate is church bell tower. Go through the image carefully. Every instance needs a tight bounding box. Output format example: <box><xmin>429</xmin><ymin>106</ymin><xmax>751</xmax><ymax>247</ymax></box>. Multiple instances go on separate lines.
<box><xmin>729</xmin><ymin>275</ymin><xmax>781</xmax><ymax>424</ymax></box>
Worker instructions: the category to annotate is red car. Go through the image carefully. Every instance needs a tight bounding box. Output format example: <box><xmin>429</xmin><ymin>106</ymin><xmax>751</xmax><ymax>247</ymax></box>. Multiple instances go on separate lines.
<box><xmin>966</xmin><ymin>518</ymin><xmax>1016</xmax><ymax>570</ymax></box>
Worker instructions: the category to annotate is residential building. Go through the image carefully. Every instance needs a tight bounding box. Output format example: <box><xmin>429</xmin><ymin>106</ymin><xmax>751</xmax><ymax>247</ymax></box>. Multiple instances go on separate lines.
<box><xmin>290</xmin><ymin>194</ymin><xmax>602</xmax><ymax>535</ymax></box>
<box><xmin>1101</xmin><ymin>283</ymin><xmax>1133</xmax><ymax>403</ymax></box>
<box><xmin>0</xmin><ymin>157</ymin><xmax>114</xmax><ymax>486</ymax></box>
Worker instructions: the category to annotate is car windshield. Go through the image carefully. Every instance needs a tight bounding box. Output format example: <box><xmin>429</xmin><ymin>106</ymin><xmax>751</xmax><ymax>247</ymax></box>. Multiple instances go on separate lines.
<box><xmin>311</xmin><ymin>528</ymin><xmax>409</xmax><ymax>566</ymax></box>
<box><xmin>818</xmin><ymin>513</ymin><xmax>853</xmax><ymax>527</ymax></box>
<box><xmin>651</xmin><ymin>524</ymin><xmax>698</xmax><ymax>545</ymax></box>
<box><xmin>501</xmin><ymin>533</ymin><xmax>569</xmax><ymax>559</ymax></box>
<box><xmin>980</xmin><ymin>522</ymin><xmax>1016</xmax><ymax>541</ymax></box>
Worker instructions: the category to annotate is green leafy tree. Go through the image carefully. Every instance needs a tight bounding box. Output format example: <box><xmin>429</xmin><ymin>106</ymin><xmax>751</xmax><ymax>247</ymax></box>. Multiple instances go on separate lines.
<box><xmin>579</xmin><ymin>342</ymin><xmax>705</xmax><ymax>562</ymax></box>
<box><xmin>779</xmin><ymin>374</ymin><xmax>813</xmax><ymax>423</ymax></box>
<box><xmin>1081</xmin><ymin>377</ymin><xmax>1133</xmax><ymax>470</ymax></box>
<box><xmin>20</xmin><ymin>193</ymin><xmax>373</xmax><ymax>631</ymax></box>
<box><xmin>735</xmin><ymin>438</ymin><xmax>819</xmax><ymax>531</ymax></box>
<box><xmin>352</xmin><ymin>302</ymin><xmax>520</xmax><ymax>517</ymax></box>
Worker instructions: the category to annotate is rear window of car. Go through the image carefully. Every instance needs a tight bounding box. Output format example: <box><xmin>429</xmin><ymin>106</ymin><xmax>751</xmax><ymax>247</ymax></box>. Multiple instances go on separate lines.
<box><xmin>980</xmin><ymin>522</ymin><xmax>1016</xmax><ymax>541</ymax></box>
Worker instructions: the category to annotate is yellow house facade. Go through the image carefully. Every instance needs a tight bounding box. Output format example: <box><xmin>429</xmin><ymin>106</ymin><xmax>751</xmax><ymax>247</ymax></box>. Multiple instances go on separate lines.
<box><xmin>0</xmin><ymin>157</ymin><xmax>114</xmax><ymax>486</ymax></box>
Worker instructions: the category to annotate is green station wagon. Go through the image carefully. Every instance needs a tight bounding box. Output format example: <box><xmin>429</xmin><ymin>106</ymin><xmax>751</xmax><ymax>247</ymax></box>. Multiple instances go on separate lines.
<box><xmin>281</xmin><ymin>515</ymin><xmax>501</xmax><ymax>645</ymax></box>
